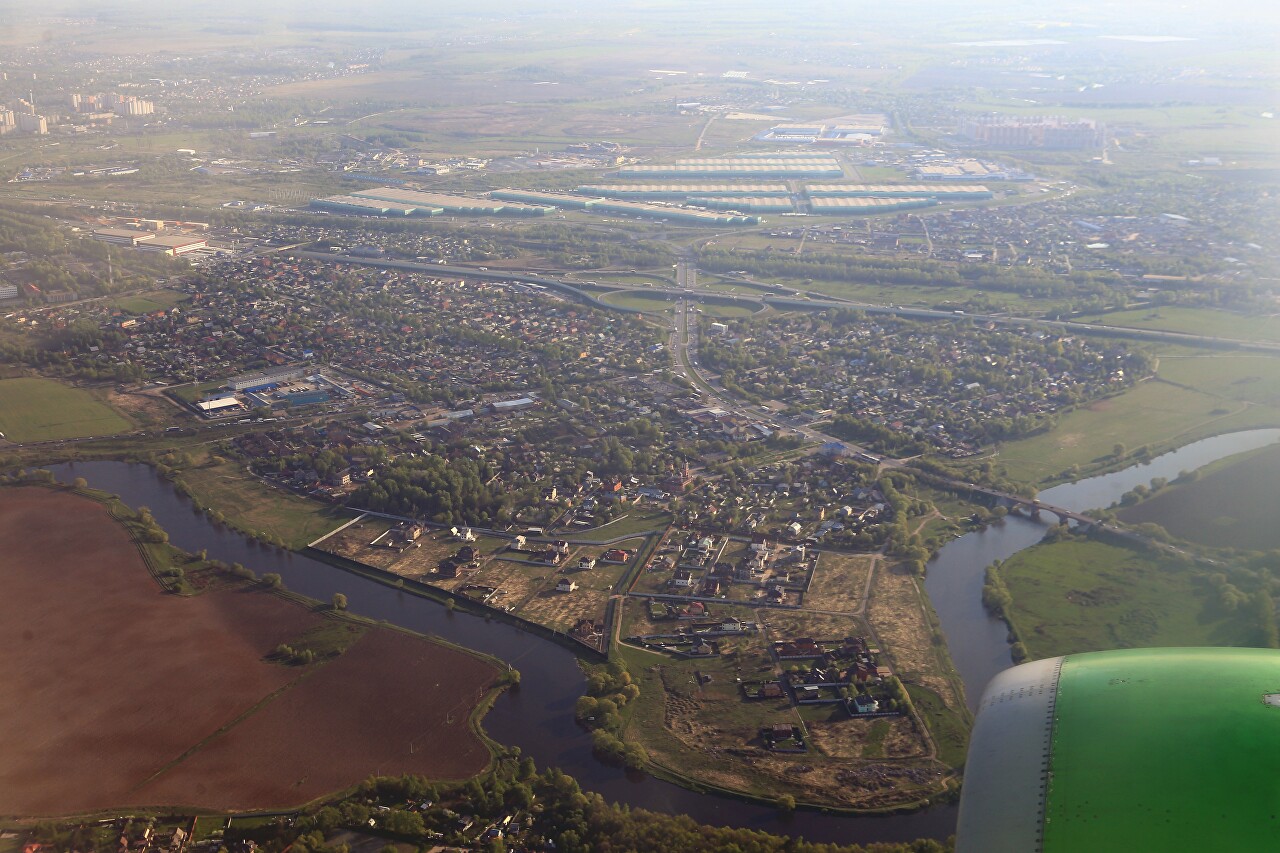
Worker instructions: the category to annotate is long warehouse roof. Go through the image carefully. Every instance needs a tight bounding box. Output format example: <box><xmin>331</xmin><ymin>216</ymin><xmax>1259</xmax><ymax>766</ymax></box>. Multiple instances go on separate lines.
<box><xmin>352</xmin><ymin>187</ymin><xmax>551</xmax><ymax>213</ymax></box>
<box><xmin>805</xmin><ymin>183</ymin><xmax>992</xmax><ymax>196</ymax></box>
<box><xmin>808</xmin><ymin>196</ymin><xmax>936</xmax><ymax>210</ymax></box>
<box><xmin>314</xmin><ymin>195</ymin><xmax>421</xmax><ymax>213</ymax></box>
<box><xmin>577</xmin><ymin>183</ymin><xmax>791</xmax><ymax>196</ymax></box>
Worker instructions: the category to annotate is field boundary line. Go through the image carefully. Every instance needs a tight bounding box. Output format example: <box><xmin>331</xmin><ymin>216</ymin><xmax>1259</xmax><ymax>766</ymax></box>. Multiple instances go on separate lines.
<box><xmin>127</xmin><ymin>663</ymin><xmax>330</xmax><ymax>794</ymax></box>
<box><xmin>308</xmin><ymin>512</ymin><xmax>368</xmax><ymax>548</ymax></box>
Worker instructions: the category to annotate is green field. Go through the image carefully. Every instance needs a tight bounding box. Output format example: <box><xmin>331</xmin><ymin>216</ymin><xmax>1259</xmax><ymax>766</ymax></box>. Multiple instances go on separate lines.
<box><xmin>179</xmin><ymin>458</ymin><xmax>355</xmax><ymax>549</ymax></box>
<box><xmin>113</xmin><ymin>289</ymin><xmax>189</xmax><ymax>315</ymax></box>
<box><xmin>997</xmin><ymin>538</ymin><xmax>1254</xmax><ymax>660</ymax></box>
<box><xmin>997</xmin><ymin>351</ymin><xmax>1280</xmax><ymax>483</ymax></box>
<box><xmin>1156</xmin><ymin>353</ymin><xmax>1280</xmax><ymax>403</ymax></box>
<box><xmin>904</xmin><ymin>684</ymin><xmax>969</xmax><ymax>769</ymax></box>
<box><xmin>1076</xmin><ymin>306</ymin><xmax>1280</xmax><ymax>344</ymax></box>
<box><xmin>168</xmin><ymin>379</ymin><xmax>229</xmax><ymax>404</ymax></box>
<box><xmin>695</xmin><ymin>302</ymin><xmax>760</xmax><ymax>318</ymax></box>
<box><xmin>1119</xmin><ymin>441</ymin><xmax>1280</xmax><ymax>550</ymax></box>
<box><xmin>0</xmin><ymin>378</ymin><xmax>133</xmax><ymax>442</ymax></box>
<box><xmin>601</xmin><ymin>292</ymin><xmax>676</xmax><ymax>313</ymax></box>
<box><xmin>575</xmin><ymin>509</ymin><xmax>672</xmax><ymax>540</ymax></box>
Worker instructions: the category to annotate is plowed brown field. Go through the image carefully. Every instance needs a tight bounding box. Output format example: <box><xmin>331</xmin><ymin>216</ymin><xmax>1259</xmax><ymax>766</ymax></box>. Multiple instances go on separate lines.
<box><xmin>0</xmin><ymin>488</ymin><xmax>497</xmax><ymax>815</ymax></box>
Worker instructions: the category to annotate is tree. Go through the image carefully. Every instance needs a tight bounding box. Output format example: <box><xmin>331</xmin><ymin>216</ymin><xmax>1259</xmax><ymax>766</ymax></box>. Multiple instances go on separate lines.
<box><xmin>332</xmin><ymin>592</ymin><xmax>348</xmax><ymax>611</ymax></box>
<box><xmin>262</xmin><ymin>572</ymin><xmax>284</xmax><ymax>589</ymax></box>
<box><xmin>72</xmin><ymin>477</ymin><xmax>88</xmax><ymax>490</ymax></box>
<box><xmin>775</xmin><ymin>793</ymin><xmax>796</xmax><ymax>814</ymax></box>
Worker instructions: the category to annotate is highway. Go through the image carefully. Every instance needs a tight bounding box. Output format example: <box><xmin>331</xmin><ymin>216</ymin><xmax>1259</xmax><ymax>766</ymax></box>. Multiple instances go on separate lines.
<box><xmin>304</xmin><ymin>251</ymin><xmax>1280</xmax><ymax>356</ymax></box>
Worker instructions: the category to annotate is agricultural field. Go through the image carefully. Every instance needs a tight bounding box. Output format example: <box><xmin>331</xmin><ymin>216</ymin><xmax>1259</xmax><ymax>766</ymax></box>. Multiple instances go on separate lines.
<box><xmin>0</xmin><ymin>378</ymin><xmax>134</xmax><ymax>443</ymax></box>
<box><xmin>0</xmin><ymin>487</ymin><xmax>498</xmax><ymax>815</ymax></box>
<box><xmin>1118</xmin><ymin>442</ymin><xmax>1280</xmax><ymax>551</ymax></box>
<box><xmin>997</xmin><ymin>538</ymin><xmax>1256</xmax><ymax>661</ymax></box>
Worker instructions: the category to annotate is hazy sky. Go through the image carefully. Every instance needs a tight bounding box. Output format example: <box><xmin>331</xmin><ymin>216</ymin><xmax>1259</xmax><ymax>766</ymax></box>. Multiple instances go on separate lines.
<box><xmin>5</xmin><ymin>0</ymin><xmax>1279</xmax><ymax>33</ymax></box>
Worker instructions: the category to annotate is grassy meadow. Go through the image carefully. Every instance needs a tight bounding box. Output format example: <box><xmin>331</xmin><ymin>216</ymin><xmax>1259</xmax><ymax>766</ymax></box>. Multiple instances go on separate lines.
<box><xmin>0</xmin><ymin>378</ymin><xmax>133</xmax><ymax>442</ymax></box>
<box><xmin>998</xmin><ymin>538</ymin><xmax>1255</xmax><ymax>660</ymax></box>
<box><xmin>1119</xmin><ymin>442</ymin><xmax>1280</xmax><ymax>551</ymax></box>
<box><xmin>997</xmin><ymin>350</ymin><xmax>1280</xmax><ymax>484</ymax></box>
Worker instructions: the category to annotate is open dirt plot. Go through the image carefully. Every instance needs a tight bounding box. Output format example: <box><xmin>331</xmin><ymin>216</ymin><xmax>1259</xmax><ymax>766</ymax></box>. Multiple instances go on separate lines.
<box><xmin>808</xmin><ymin>716</ymin><xmax>926</xmax><ymax>760</ymax></box>
<box><xmin>390</xmin><ymin>535</ymin><xmax>489</xmax><ymax>580</ymax></box>
<box><xmin>0</xmin><ymin>488</ymin><xmax>497</xmax><ymax>815</ymax></box>
<box><xmin>107</xmin><ymin>388</ymin><xmax>183</xmax><ymax>427</ymax></box>
<box><xmin>314</xmin><ymin>519</ymin><xmax>402</xmax><ymax>568</ymax></box>
<box><xmin>517</xmin><ymin>585</ymin><xmax>610</xmax><ymax>634</ymax></box>
<box><xmin>764</xmin><ymin>610</ymin><xmax>866</xmax><ymax>642</ymax></box>
<box><xmin>452</xmin><ymin>559</ymin><xmax>553</xmax><ymax>608</ymax></box>
<box><xmin>866</xmin><ymin>562</ymin><xmax>957</xmax><ymax>709</ymax></box>
<box><xmin>806</xmin><ymin>552</ymin><xmax>874</xmax><ymax>613</ymax></box>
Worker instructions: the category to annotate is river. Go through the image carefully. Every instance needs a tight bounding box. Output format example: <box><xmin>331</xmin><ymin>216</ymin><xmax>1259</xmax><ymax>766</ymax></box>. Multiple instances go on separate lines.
<box><xmin>50</xmin><ymin>429</ymin><xmax>1275</xmax><ymax>841</ymax></box>
<box><xmin>47</xmin><ymin>460</ymin><xmax>956</xmax><ymax>845</ymax></box>
<box><xmin>924</xmin><ymin>428</ymin><xmax>1280</xmax><ymax>713</ymax></box>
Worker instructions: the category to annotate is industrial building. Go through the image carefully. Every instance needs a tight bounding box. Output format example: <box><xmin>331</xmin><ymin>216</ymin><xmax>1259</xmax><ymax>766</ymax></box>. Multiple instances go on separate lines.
<box><xmin>805</xmin><ymin>184</ymin><xmax>993</xmax><ymax>199</ymax></box>
<box><xmin>755</xmin><ymin>116</ymin><xmax>888</xmax><ymax>145</ymax></box>
<box><xmin>310</xmin><ymin>195</ymin><xmax>424</xmax><ymax>216</ymax></box>
<box><xmin>807</xmin><ymin>196</ymin><xmax>938</xmax><ymax>214</ymax></box>
<box><xmin>617</xmin><ymin>156</ymin><xmax>843</xmax><ymax>178</ymax></box>
<box><xmin>913</xmin><ymin>160</ymin><xmax>1014</xmax><ymax>181</ymax></box>
<box><xmin>350</xmin><ymin>187</ymin><xmax>553</xmax><ymax>216</ymax></box>
<box><xmin>226</xmin><ymin>365</ymin><xmax>308</xmax><ymax>392</ymax></box>
<box><xmin>576</xmin><ymin>183</ymin><xmax>791</xmax><ymax>199</ymax></box>
<box><xmin>687</xmin><ymin>196</ymin><xmax>796</xmax><ymax>213</ymax></box>
<box><xmin>136</xmin><ymin>234</ymin><xmax>209</xmax><ymax>256</ymax></box>
<box><xmin>490</xmin><ymin>189</ymin><xmax>761</xmax><ymax>225</ymax></box>
<box><xmin>92</xmin><ymin>227</ymin><xmax>156</xmax><ymax>246</ymax></box>
<box><xmin>195</xmin><ymin>396</ymin><xmax>243</xmax><ymax>415</ymax></box>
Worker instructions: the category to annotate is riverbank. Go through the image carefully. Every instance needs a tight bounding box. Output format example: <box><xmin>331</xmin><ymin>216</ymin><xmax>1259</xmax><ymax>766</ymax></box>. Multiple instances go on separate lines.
<box><xmin>41</xmin><ymin>460</ymin><xmax>959</xmax><ymax>845</ymax></box>
<box><xmin>927</xmin><ymin>428</ymin><xmax>1280</xmax><ymax>715</ymax></box>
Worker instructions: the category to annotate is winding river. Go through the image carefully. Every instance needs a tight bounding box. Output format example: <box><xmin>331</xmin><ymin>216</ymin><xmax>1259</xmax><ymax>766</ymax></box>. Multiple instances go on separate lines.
<box><xmin>924</xmin><ymin>428</ymin><xmax>1280</xmax><ymax>713</ymax></box>
<box><xmin>47</xmin><ymin>429</ymin><xmax>1278</xmax><ymax>842</ymax></box>
<box><xmin>47</xmin><ymin>460</ymin><xmax>955</xmax><ymax>845</ymax></box>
